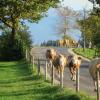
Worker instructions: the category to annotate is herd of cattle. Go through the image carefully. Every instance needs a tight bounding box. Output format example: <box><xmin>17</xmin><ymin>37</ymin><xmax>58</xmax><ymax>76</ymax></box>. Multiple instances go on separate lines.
<box><xmin>41</xmin><ymin>39</ymin><xmax>78</xmax><ymax>47</ymax></box>
<box><xmin>57</xmin><ymin>39</ymin><xmax>78</xmax><ymax>47</ymax></box>
<box><xmin>46</xmin><ymin>48</ymin><xmax>100</xmax><ymax>91</ymax></box>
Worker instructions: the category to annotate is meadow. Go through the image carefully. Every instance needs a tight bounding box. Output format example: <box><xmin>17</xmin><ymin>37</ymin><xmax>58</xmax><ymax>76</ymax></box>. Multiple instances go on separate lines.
<box><xmin>0</xmin><ymin>60</ymin><xmax>95</xmax><ymax>100</ymax></box>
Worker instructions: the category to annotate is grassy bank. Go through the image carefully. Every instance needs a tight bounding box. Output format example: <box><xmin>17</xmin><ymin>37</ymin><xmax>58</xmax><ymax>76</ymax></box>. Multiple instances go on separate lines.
<box><xmin>73</xmin><ymin>48</ymin><xmax>95</xmax><ymax>60</ymax></box>
<box><xmin>0</xmin><ymin>60</ymin><xmax>95</xmax><ymax>100</ymax></box>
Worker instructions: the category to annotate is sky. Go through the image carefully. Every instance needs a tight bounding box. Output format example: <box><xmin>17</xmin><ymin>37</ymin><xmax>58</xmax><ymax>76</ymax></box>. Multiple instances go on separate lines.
<box><xmin>27</xmin><ymin>0</ymin><xmax>93</xmax><ymax>45</ymax></box>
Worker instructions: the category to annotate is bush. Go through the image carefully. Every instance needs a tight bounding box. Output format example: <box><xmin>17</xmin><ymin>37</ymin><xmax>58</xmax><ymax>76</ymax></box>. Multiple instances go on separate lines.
<box><xmin>0</xmin><ymin>46</ymin><xmax>23</xmax><ymax>61</ymax></box>
<box><xmin>0</xmin><ymin>35</ymin><xmax>23</xmax><ymax>61</ymax></box>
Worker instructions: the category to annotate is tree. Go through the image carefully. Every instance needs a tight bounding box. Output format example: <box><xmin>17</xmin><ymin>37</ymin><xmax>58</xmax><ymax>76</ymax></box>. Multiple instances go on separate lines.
<box><xmin>78</xmin><ymin>9</ymin><xmax>100</xmax><ymax>57</ymax></box>
<box><xmin>55</xmin><ymin>6</ymin><xmax>79</xmax><ymax>41</ymax></box>
<box><xmin>0</xmin><ymin>0</ymin><xmax>60</xmax><ymax>45</ymax></box>
<box><xmin>0</xmin><ymin>24</ymin><xmax>32</xmax><ymax>61</ymax></box>
<box><xmin>77</xmin><ymin>8</ymin><xmax>93</xmax><ymax>50</ymax></box>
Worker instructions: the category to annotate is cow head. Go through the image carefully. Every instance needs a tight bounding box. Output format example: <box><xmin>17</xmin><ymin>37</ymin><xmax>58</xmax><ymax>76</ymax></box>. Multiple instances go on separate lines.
<box><xmin>68</xmin><ymin>55</ymin><xmax>81</xmax><ymax>69</ymax></box>
<box><xmin>46</xmin><ymin>48</ymin><xmax>57</xmax><ymax>61</ymax></box>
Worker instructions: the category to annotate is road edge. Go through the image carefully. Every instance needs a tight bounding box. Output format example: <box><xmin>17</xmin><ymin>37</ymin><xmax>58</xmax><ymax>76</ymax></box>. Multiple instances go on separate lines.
<box><xmin>67</xmin><ymin>48</ymin><xmax>91</xmax><ymax>62</ymax></box>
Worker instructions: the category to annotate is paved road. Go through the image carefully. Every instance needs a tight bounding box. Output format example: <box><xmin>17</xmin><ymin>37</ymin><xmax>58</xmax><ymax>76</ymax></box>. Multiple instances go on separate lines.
<box><xmin>31</xmin><ymin>47</ymin><xmax>96</xmax><ymax>97</ymax></box>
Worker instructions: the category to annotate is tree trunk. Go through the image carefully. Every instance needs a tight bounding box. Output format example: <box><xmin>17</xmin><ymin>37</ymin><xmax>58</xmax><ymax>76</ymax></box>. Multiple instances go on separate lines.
<box><xmin>9</xmin><ymin>27</ymin><xmax>16</xmax><ymax>46</ymax></box>
<box><xmin>9</xmin><ymin>15</ymin><xmax>18</xmax><ymax>46</ymax></box>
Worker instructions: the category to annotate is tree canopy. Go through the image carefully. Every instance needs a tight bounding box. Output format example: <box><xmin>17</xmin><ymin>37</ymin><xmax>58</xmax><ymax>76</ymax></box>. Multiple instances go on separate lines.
<box><xmin>55</xmin><ymin>6</ymin><xmax>79</xmax><ymax>40</ymax></box>
<box><xmin>78</xmin><ymin>9</ymin><xmax>100</xmax><ymax>56</ymax></box>
<box><xmin>0</xmin><ymin>24</ymin><xmax>32</xmax><ymax>61</ymax></box>
<box><xmin>0</xmin><ymin>0</ymin><xmax>60</xmax><ymax>42</ymax></box>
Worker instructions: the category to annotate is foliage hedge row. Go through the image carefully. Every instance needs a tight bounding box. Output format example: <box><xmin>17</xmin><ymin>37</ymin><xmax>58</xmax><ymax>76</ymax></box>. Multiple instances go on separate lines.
<box><xmin>0</xmin><ymin>37</ymin><xmax>24</xmax><ymax>61</ymax></box>
<box><xmin>0</xmin><ymin>27</ymin><xmax>32</xmax><ymax>61</ymax></box>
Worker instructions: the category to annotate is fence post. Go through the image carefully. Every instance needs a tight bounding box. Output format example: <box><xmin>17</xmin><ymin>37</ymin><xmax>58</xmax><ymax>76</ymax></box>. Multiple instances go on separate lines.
<box><xmin>45</xmin><ymin>60</ymin><xmax>47</xmax><ymax>80</ymax></box>
<box><xmin>76</xmin><ymin>69</ymin><xmax>79</xmax><ymax>92</ymax></box>
<box><xmin>60</xmin><ymin>70</ymin><xmax>63</xmax><ymax>88</ymax></box>
<box><xmin>29</xmin><ymin>51</ymin><xmax>31</xmax><ymax>63</ymax></box>
<box><xmin>96</xmin><ymin>68</ymin><xmax>100</xmax><ymax>100</ymax></box>
<box><xmin>26</xmin><ymin>49</ymin><xmax>28</xmax><ymax>60</ymax></box>
<box><xmin>38</xmin><ymin>58</ymin><xmax>40</xmax><ymax>76</ymax></box>
<box><xmin>51</xmin><ymin>62</ymin><xmax>54</xmax><ymax>85</ymax></box>
<box><xmin>26</xmin><ymin>49</ymin><xmax>30</xmax><ymax>62</ymax></box>
<box><xmin>32</xmin><ymin>56</ymin><xmax>34</xmax><ymax>72</ymax></box>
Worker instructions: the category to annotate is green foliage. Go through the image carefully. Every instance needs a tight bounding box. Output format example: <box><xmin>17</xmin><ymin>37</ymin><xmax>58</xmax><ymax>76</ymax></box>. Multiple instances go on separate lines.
<box><xmin>0</xmin><ymin>33</ymin><xmax>23</xmax><ymax>61</ymax></box>
<box><xmin>16</xmin><ymin>25</ymin><xmax>33</xmax><ymax>54</ymax></box>
<box><xmin>78</xmin><ymin>9</ymin><xmax>100</xmax><ymax>52</ymax></box>
<box><xmin>0</xmin><ymin>0</ymin><xmax>60</xmax><ymax>60</ymax></box>
<box><xmin>0</xmin><ymin>60</ymin><xmax>95</xmax><ymax>100</ymax></box>
<box><xmin>0</xmin><ymin>25</ymin><xmax>32</xmax><ymax>61</ymax></box>
<box><xmin>73</xmin><ymin>48</ymin><xmax>95</xmax><ymax>59</ymax></box>
<box><xmin>0</xmin><ymin>0</ymin><xmax>60</xmax><ymax>40</ymax></box>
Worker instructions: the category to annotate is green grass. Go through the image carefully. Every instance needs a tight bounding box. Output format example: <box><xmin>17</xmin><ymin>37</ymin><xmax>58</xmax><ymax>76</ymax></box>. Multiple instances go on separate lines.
<box><xmin>0</xmin><ymin>60</ymin><xmax>95</xmax><ymax>100</ymax></box>
<box><xmin>73</xmin><ymin>48</ymin><xmax>95</xmax><ymax>60</ymax></box>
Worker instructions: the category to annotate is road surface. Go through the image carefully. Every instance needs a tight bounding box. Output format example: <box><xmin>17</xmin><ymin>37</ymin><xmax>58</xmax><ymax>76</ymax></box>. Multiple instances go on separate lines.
<box><xmin>31</xmin><ymin>47</ymin><xmax>97</xmax><ymax>97</ymax></box>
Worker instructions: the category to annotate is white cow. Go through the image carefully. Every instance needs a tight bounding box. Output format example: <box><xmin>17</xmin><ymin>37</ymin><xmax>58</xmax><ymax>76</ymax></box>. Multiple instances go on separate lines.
<box><xmin>89</xmin><ymin>58</ymin><xmax>100</xmax><ymax>91</ymax></box>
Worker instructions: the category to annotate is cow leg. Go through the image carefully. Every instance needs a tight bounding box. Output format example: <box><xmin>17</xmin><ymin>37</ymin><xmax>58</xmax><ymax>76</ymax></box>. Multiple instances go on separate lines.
<box><xmin>69</xmin><ymin>67</ymin><xmax>74</xmax><ymax>81</ymax></box>
<box><xmin>93</xmin><ymin>79</ymin><xmax>100</xmax><ymax>91</ymax></box>
<box><xmin>72</xmin><ymin>73</ymin><xmax>76</xmax><ymax>81</ymax></box>
<box><xmin>94</xmin><ymin>80</ymin><xmax>97</xmax><ymax>91</ymax></box>
<box><xmin>69</xmin><ymin>67</ymin><xmax>72</xmax><ymax>79</ymax></box>
<box><xmin>50</xmin><ymin>61</ymin><xmax>52</xmax><ymax>68</ymax></box>
<box><xmin>71</xmin><ymin>69</ymin><xmax>76</xmax><ymax>81</ymax></box>
<box><xmin>58</xmin><ymin>70</ymin><xmax>60</xmax><ymax>79</ymax></box>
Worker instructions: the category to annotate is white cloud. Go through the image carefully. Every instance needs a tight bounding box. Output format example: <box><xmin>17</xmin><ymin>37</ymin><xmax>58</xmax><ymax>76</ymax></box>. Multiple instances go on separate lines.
<box><xmin>60</xmin><ymin>0</ymin><xmax>93</xmax><ymax>10</ymax></box>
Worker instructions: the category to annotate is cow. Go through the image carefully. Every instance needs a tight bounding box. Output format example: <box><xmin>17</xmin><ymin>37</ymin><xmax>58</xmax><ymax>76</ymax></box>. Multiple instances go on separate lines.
<box><xmin>57</xmin><ymin>39</ymin><xmax>69</xmax><ymax>47</ymax></box>
<box><xmin>45</xmin><ymin>48</ymin><xmax>67</xmax><ymax>76</ymax></box>
<box><xmin>89</xmin><ymin>58</ymin><xmax>100</xmax><ymax>91</ymax></box>
<box><xmin>63</xmin><ymin>39</ymin><xmax>69</xmax><ymax>47</ymax></box>
<box><xmin>67</xmin><ymin>55</ymin><xmax>82</xmax><ymax>81</ymax></box>
<box><xmin>58</xmin><ymin>40</ymin><xmax>64</xmax><ymax>47</ymax></box>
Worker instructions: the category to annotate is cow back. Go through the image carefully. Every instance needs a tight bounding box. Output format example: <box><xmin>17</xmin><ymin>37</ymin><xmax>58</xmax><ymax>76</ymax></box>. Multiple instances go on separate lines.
<box><xmin>89</xmin><ymin>58</ymin><xmax>100</xmax><ymax>80</ymax></box>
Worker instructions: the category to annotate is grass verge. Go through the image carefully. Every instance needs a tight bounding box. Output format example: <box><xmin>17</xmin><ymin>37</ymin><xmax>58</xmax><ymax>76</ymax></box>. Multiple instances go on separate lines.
<box><xmin>73</xmin><ymin>48</ymin><xmax>95</xmax><ymax>60</ymax></box>
<box><xmin>0</xmin><ymin>60</ymin><xmax>96</xmax><ymax>100</ymax></box>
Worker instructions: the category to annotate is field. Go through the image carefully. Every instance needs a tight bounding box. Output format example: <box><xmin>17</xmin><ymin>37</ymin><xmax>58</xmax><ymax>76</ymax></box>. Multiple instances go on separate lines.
<box><xmin>0</xmin><ymin>60</ymin><xmax>95</xmax><ymax>100</ymax></box>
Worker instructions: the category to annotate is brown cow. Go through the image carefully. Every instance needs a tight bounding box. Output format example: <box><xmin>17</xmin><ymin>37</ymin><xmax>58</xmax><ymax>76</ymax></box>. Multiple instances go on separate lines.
<box><xmin>46</xmin><ymin>48</ymin><xmax>67</xmax><ymax>75</ymax></box>
<box><xmin>89</xmin><ymin>58</ymin><xmax>100</xmax><ymax>91</ymax></box>
<box><xmin>57</xmin><ymin>39</ymin><xmax>69</xmax><ymax>47</ymax></box>
<box><xmin>58</xmin><ymin>40</ymin><xmax>64</xmax><ymax>47</ymax></box>
<box><xmin>67</xmin><ymin>55</ymin><xmax>82</xmax><ymax>81</ymax></box>
<box><xmin>69</xmin><ymin>40</ymin><xmax>78</xmax><ymax>47</ymax></box>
